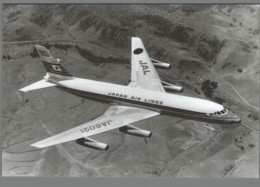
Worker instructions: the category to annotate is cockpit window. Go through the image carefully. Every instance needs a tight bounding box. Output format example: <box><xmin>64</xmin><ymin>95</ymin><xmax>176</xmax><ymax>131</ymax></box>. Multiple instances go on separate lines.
<box><xmin>208</xmin><ymin>108</ymin><xmax>228</xmax><ymax>117</ymax></box>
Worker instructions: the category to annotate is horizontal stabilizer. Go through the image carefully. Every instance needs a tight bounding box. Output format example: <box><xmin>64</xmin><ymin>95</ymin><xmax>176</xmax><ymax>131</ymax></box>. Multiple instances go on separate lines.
<box><xmin>19</xmin><ymin>79</ymin><xmax>56</xmax><ymax>92</ymax></box>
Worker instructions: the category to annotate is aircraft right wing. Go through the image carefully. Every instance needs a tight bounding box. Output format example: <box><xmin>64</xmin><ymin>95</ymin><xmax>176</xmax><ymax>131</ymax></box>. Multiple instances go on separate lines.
<box><xmin>31</xmin><ymin>105</ymin><xmax>160</xmax><ymax>149</ymax></box>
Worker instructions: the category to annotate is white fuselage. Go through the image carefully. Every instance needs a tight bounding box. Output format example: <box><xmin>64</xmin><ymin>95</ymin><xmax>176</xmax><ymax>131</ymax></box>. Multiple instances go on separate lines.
<box><xmin>57</xmin><ymin>77</ymin><xmax>240</xmax><ymax>123</ymax></box>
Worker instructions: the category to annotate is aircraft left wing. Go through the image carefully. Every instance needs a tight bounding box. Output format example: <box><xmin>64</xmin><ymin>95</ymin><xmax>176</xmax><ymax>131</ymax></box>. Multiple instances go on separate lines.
<box><xmin>31</xmin><ymin>105</ymin><xmax>160</xmax><ymax>148</ymax></box>
<box><xmin>129</xmin><ymin>37</ymin><xmax>165</xmax><ymax>92</ymax></box>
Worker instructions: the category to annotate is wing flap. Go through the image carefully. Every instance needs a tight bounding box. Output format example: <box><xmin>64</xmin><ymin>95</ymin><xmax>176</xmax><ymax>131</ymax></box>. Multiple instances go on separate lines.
<box><xmin>31</xmin><ymin>106</ymin><xmax>160</xmax><ymax>148</ymax></box>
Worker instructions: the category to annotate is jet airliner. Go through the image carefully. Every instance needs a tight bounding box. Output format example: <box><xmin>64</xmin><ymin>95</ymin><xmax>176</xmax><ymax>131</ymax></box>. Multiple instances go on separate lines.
<box><xmin>20</xmin><ymin>37</ymin><xmax>241</xmax><ymax>151</ymax></box>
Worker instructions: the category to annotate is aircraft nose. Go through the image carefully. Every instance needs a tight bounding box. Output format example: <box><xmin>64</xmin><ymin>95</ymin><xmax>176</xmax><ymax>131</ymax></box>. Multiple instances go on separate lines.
<box><xmin>226</xmin><ymin>110</ymin><xmax>241</xmax><ymax>123</ymax></box>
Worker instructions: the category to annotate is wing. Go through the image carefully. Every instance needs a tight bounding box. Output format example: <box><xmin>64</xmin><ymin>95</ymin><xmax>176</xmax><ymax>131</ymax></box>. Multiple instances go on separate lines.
<box><xmin>31</xmin><ymin>105</ymin><xmax>160</xmax><ymax>148</ymax></box>
<box><xmin>129</xmin><ymin>37</ymin><xmax>165</xmax><ymax>92</ymax></box>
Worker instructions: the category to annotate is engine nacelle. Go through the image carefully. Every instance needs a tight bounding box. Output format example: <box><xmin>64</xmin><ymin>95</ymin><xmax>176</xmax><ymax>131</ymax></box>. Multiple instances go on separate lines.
<box><xmin>76</xmin><ymin>137</ymin><xmax>109</xmax><ymax>151</ymax></box>
<box><xmin>150</xmin><ymin>58</ymin><xmax>171</xmax><ymax>69</ymax></box>
<box><xmin>119</xmin><ymin>125</ymin><xmax>152</xmax><ymax>138</ymax></box>
<box><xmin>161</xmin><ymin>81</ymin><xmax>183</xmax><ymax>92</ymax></box>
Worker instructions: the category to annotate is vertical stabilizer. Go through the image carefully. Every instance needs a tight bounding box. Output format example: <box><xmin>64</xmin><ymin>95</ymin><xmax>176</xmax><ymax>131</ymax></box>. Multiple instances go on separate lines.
<box><xmin>34</xmin><ymin>45</ymin><xmax>73</xmax><ymax>80</ymax></box>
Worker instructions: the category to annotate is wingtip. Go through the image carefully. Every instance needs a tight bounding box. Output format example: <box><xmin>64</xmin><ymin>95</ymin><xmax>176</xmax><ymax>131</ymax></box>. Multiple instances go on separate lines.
<box><xmin>30</xmin><ymin>143</ymin><xmax>42</xmax><ymax>148</ymax></box>
<box><xmin>131</xmin><ymin>37</ymin><xmax>141</xmax><ymax>40</ymax></box>
<box><xmin>19</xmin><ymin>88</ymin><xmax>27</xmax><ymax>93</ymax></box>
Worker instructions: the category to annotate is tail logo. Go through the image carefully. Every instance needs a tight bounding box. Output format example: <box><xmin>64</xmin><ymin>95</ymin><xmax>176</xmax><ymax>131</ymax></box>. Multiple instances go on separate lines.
<box><xmin>34</xmin><ymin>45</ymin><xmax>73</xmax><ymax>78</ymax></box>
<box><xmin>52</xmin><ymin>65</ymin><xmax>62</xmax><ymax>72</ymax></box>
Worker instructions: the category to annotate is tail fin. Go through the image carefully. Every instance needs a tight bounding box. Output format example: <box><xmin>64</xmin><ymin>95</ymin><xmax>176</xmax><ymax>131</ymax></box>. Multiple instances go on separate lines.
<box><xmin>34</xmin><ymin>45</ymin><xmax>73</xmax><ymax>80</ymax></box>
<box><xmin>19</xmin><ymin>45</ymin><xmax>73</xmax><ymax>93</ymax></box>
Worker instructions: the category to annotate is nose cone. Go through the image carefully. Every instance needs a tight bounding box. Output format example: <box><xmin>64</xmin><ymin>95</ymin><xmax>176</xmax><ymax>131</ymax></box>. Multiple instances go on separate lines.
<box><xmin>226</xmin><ymin>110</ymin><xmax>241</xmax><ymax>123</ymax></box>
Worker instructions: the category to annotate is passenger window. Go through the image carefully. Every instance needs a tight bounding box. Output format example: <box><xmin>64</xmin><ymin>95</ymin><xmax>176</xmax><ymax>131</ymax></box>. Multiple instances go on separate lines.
<box><xmin>216</xmin><ymin>112</ymin><xmax>221</xmax><ymax>115</ymax></box>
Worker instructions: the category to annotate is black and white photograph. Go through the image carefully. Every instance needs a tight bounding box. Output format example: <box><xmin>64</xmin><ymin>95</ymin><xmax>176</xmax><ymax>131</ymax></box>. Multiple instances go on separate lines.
<box><xmin>1</xmin><ymin>4</ymin><xmax>259</xmax><ymax>177</ymax></box>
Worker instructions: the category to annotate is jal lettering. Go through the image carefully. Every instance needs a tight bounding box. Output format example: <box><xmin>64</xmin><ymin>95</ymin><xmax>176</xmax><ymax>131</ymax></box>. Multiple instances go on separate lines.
<box><xmin>139</xmin><ymin>60</ymin><xmax>150</xmax><ymax>75</ymax></box>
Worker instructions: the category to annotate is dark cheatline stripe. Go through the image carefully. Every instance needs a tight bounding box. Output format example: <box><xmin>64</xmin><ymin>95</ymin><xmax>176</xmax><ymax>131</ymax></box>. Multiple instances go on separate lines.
<box><xmin>42</xmin><ymin>61</ymin><xmax>73</xmax><ymax>77</ymax></box>
<box><xmin>43</xmin><ymin>65</ymin><xmax>70</xmax><ymax>73</ymax></box>
<box><xmin>57</xmin><ymin>87</ymin><xmax>238</xmax><ymax>124</ymax></box>
<box><xmin>43</xmin><ymin>64</ymin><xmax>67</xmax><ymax>71</ymax></box>
<box><xmin>43</xmin><ymin>65</ymin><xmax>67</xmax><ymax>73</ymax></box>
<box><xmin>44</xmin><ymin>68</ymin><xmax>72</xmax><ymax>76</ymax></box>
<box><xmin>48</xmin><ymin>71</ymin><xmax>73</xmax><ymax>76</ymax></box>
<box><xmin>59</xmin><ymin>86</ymin><xmax>208</xmax><ymax>117</ymax></box>
<box><xmin>42</xmin><ymin>62</ymin><xmax>69</xmax><ymax>72</ymax></box>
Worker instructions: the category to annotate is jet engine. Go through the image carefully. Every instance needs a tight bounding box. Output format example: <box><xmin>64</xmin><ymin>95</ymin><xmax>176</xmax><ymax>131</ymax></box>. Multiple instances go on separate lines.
<box><xmin>150</xmin><ymin>58</ymin><xmax>171</xmax><ymax>69</ymax></box>
<box><xmin>76</xmin><ymin>137</ymin><xmax>109</xmax><ymax>151</ymax></box>
<box><xmin>161</xmin><ymin>81</ymin><xmax>183</xmax><ymax>92</ymax></box>
<box><xmin>119</xmin><ymin>125</ymin><xmax>152</xmax><ymax>138</ymax></box>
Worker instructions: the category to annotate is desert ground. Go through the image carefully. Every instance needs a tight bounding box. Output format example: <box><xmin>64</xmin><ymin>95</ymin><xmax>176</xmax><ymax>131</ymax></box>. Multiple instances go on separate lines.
<box><xmin>2</xmin><ymin>4</ymin><xmax>259</xmax><ymax>177</ymax></box>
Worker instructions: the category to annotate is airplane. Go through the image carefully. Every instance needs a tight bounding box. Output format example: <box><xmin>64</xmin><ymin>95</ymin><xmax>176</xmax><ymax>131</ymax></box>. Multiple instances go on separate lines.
<box><xmin>19</xmin><ymin>37</ymin><xmax>241</xmax><ymax>151</ymax></box>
